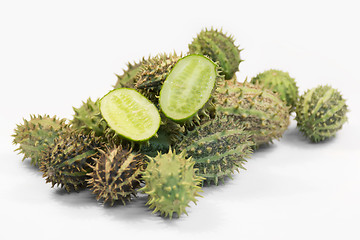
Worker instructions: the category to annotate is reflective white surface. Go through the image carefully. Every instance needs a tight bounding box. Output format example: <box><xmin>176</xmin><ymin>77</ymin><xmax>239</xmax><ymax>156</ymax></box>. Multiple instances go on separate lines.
<box><xmin>1</xmin><ymin>1</ymin><xmax>359</xmax><ymax>239</ymax></box>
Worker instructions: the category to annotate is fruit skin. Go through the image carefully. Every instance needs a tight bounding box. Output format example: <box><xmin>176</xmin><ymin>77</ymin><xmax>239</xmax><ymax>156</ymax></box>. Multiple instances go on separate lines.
<box><xmin>135</xmin><ymin>52</ymin><xmax>182</xmax><ymax>104</ymax></box>
<box><xmin>251</xmin><ymin>69</ymin><xmax>298</xmax><ymax>112</ymax></box>
<box><xmin>188</xmin><ymin>27</ymin><xmax>242</xmax><ymax>80</ymax></box>
<box><xmin>40</xmin><ymin>130</ymin><xmax>104</xmax><ymax>192</ymax></box>
<box><xmin>87</xmin><ymin>145</ymin><xmax>144</xmax><ymax>205</ymax></box>
<box><xmin>215</xmin><ymin>79</ymin><xmax>290</xmax><ymax>147</ymax></box>
<box><xmin>176</xmin><ymin>115</ymin><xmax>253</xmax><ymax>185</ymax></box>
<box><xmin>12</xmin><ymin>114</ymin><xmax>69</xmax><ymax>166</ymax></box>
<box><xmin>140</xmin><ymin>149</ymin><xmax>204</xmax><ymax>219</ymax></box>
<box><xmin>71</xmin><ymin>98</ymin><xmax>107</xmax><ymax>136</ymax></box>
<box><xmin>114</xmin><ymin>58</ymin><xmax>148</xmax><ymax>89</ymax></box>
<box><xmin>295</xmin><ymin>85</ymin><xmax>348</xmax><ymax>142</ymax></box>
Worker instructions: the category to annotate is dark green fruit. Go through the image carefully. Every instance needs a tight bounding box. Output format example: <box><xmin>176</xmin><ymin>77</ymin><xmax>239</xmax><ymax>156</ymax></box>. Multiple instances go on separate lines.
<box><xmin>295</xmin><ymin>85</ymin><xmax>348</xmax><ymax>142</ymax></box>
<box><xmin>100</xmin><ymin>88</ymin><xmax>161</xmax><ymax>142</ymax></box>
<box><xmin>71</xmin><ymin>98</ymin><xmax>107</xmax><ymax>136</ymax></box>
<box><xmin>215</xmin><ymin>80</ymin><xmax>290</xmax><ymax>147</ymax></box>
<box><xmin>188</xmin><ymin>27</ymin><xmax>242</xmax><ymax>80</ymax></box>
<box><xmin>176</xmin><ymin>115</ymin><xmax>253</xmax><ymax>185</ymax></box>
<box><xmin>40</xmin><ymin>131</ymin><xmax>103</xmax><ymax>191</ymax></box>
<box><xmin>87</xmin><ymin>145</ymin><xmax>144</xmax><ymax>205</ymax></box>
<box><xmin>12</xmin><ymin>114</ymin><xmax>69</xmax><ymax>166</ymax></box>
<box><xmin>251</xmin><ymin>69</ymin><xmax>298</xmax><ymax>112</ymax></box>
<box><xmin>159</xmin><ymin>54</ymin><xmax>219</xmax><ymax>123</ymax></box>
<box><xmin>140</xmin><ymin>149</ymin><xmax>204</xmax><ymax>219</ymax></box>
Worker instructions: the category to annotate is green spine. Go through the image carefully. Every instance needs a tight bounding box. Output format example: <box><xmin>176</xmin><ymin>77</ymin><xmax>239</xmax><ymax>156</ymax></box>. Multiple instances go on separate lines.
<box><xmin>188</xmin><ymin>27</ymin><xmax>242</xmax><ymax>80</ymax></box>
<box><xmin>114</xmin><ymin>58</ymin><xmax>146</xmax><ymax>89</ymax></box>
<box><xmin>87</xmin><ymin>145</ymin><xmax>144</xmax><ymax>205</ymax></box>
<box><xmin>215</xmin><ymin>80</ymin><xmax>290</xmax><ymax>146</ymax></box>
<box><xmin>135</xmin><ymin>52</ymin><xmax>182</xmax><ymax>104</ymax></box>
<box><xmin>251</xmin><ymin>69</ymin><xmax>299</xmax><ymax>112</ymax></box>
<box><xmin>12</xmin><ymin>114</ymin><xmax>69</xmax><ymax>166</ymax></box>
<box><xmin>295</xmin><ymin>85</ymin><xmax>348</xmax><ymax>142</ymax></box>
<box><xmin>40</xmin><ymin>131</ymin><xmax>103</xmax><ymax>192</ymax></box>
<box><xmin>176</xmin><ymin>116</ymin><xmax>253</xmax><ymax>185</ymax></box>
<box><xmin>71</xmin><ymin>98</ymin><xmax>107</xmax><ymax>136</ymax></box>
<box><xmin>140</xmin><ymin>149</ymin><xmax>204</xmax><ymax>219</ymax></box>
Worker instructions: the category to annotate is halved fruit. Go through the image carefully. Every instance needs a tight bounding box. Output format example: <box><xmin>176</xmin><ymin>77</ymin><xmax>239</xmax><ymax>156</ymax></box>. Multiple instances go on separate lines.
<box><xmin>100</xmin><ymin>88</ymin><xmax>161</xmax><ymax>141</ymax></box>
<box><xmin>159</xmin><ymin>54</ymin><xmax>217</xmax><ymax>122</ymax></box>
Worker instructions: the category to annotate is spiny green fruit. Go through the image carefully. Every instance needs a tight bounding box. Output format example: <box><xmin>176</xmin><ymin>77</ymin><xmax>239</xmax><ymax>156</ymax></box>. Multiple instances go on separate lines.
<box><xmin>176</xmin><ymin>115</ymin><xmax>253</xmax><ymax>185</ymax></box>
<box><xmin>114</xmin><ymin>58</ymin><xmax>148</xmax><ymax>89</ymax></box>
<box><xmin>159</xmin><ymin>54</ymin><xmax>221</xmax><ymax>124</ymax></box>
<box><xmin>188</xmin><ymin>27</ymin><xmax>242</xmax><ymax>80</ymax></box>
<box><xmin>40</xmin><ymin>131</ymin><xmax>103</xmax><ymax>192</ymax></box>
<box><xmin>71</xmin><ymin>98</ymin><xmax>107</xmax><ymax>136</ymax></box>
<box><xmin>295</xmin><ymin>85</ymin><xmax>348</xmax><ymax>142</ymax></box>
<box><xmin>100</xmin><ymin>88</ymin><xmax>161</xmax><ymax>142</ymax></box>
<box><xmin>251</xmin><ymin>69</ymin><xmax>298</xmax><ymax>112</ymax></box>
<box><xmin>135</xmin><ymin>52</ymin><xmax>181</xmax><ymax>104</ymax></box>
<box><xmin>215</xmin><ymin>80</ymin><xmax>290</xmax><ymax>147</ymax></box>
<box><xmin>87</xmin><ymin>145</ymin><xmax>144</xmax><ymax>205</ymax></box>
<box><xmin>12</xmin><ymin>114</ymin><xmax>69</xmax><ymax>166</ymax></box>
<box><xmin>140</xmin><ymin>149</ymin><xmax>204</xmax><ymax>219</ymax></box>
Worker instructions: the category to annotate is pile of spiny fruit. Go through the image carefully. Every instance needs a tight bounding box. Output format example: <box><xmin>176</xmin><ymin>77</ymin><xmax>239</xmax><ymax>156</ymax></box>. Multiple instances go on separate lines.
<box><xmin>13</xmin><ymin>27</ymin><xmax>348</xmax><ymax>219</ymax></box>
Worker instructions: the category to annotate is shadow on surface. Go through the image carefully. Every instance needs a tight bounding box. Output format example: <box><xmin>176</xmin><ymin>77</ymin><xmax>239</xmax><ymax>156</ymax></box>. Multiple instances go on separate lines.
<box><xmin>280</xmin><ymin>123</ymin><xmax>337</xmax><ymax>148</ymax></box>
<box><xmin>21</xmin><ymin>158</ymin><xmax>43</xmax><ymax>177</ymax></box>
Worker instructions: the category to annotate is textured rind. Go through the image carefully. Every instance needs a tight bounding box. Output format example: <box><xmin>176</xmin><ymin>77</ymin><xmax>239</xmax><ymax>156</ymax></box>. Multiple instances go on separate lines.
<box><xmin>71</xmin><ymin>98</ymin><xmax>107</xmax><ymax>136</ymax></box>
<box><xmin>12</xmin><ymin>114</ymin><xmax>69</xmax><ymax>166</ymax></box>
<box><xmin>295</xmin><ymin>85</ymin><xmax>348</xmax><ymax>142</ymax></box>
<box><xmin>188</xmin><ymin>27</ymin><xmax>242</xmax><ymax>80</ymax></box>
<box><xmin>87</xmin><ymin>145</ymin><xmax>144</xmax><ymax>205</ymax></box>
<box><xmin>39</xmin><ymin>130</ymin><xmax>104</xmax><ymax>192</ymax></box>
<box><xmin>140</xmin><ymin>149</ymin><xmax>204</xmax><ymax>219</ymax></box>
<box><xmin>135</xmin><ymin>52</ymin><xmax>182</xmax><ymax>105</ymax></box>
<box><xmin>251</xmin><ymin>69</ymin><xmax>299</xmax><ymax>112</ymax></box>
<box><xmin>176</xmin><ymin>115</ymin><xmax>253</xmax><ymax>185</ymax></box>
<box><xmin>114</xmin><ymin>58</ymin><xmax>147</xmax><ymax>89</ymax></box>
<box><xmin>214</xmin><ymin>80</ymin><xmax>290</xmax><ymax>147</ymax></box>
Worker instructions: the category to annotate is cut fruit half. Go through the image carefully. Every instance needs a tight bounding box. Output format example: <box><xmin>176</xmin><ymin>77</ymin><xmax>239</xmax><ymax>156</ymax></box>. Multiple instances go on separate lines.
<box><xmin>100</xmin><ymin>88</ymin><xmax>161</xmax><ymax>141</ymax></box>
<box><xmin>159</xmin><ymin>54</ymin><xmax>217</xmax><ymax>122</ymax></box>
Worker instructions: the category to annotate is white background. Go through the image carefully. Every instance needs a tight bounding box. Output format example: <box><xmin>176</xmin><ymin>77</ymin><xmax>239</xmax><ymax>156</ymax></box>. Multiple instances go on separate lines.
<box><xmin>1</xmin><ymin>0</ymin><xmax>359</xmax><ymax>239</ymax></box>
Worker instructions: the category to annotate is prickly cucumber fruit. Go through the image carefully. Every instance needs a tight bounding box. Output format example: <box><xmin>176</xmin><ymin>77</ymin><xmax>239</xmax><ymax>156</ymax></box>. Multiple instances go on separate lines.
<box><xmin>40</xmin><ymin>131</ymin><xmax>103</xmax><ymax>192</ymax></box>
<box><xmin>176</xmin><ymin>115</ymin><xmax>253</xmax><ymax>185</ymax></box>
<box><xmin>100</xmin><ymin>88</ymin><xmax>161</xmax><ymax>142</ymax></box>
<box><xmin>188</xmin><ymin>27</ymin><xmax>242</xmax><ymax>80</ymax></box>
<box><xmin>12</xmin><ymin>114</ymin><xmax>69</xmax><ymax>166</ymax></box>
<box><xmin>114</xmin><ymin>59</ymin><xmax>146</xmax><ymax>89</ymax></box>
<box><xmin>140</xmin><ymin>148</ymin><xmax>204</xmax><ymax>219</ymax></box>
<box><xmin>87</xmin><ymin>145</ymin><xmax>144</xmax><ymax>205</ymax></box>
<box><xmin>251</xmin><ymin>69</ymin><xmax>298</xmax><ymax>112</ymax></box>
<box><xmin>215</xmin><ymin>80</ymin><xmax>290</xmax><ymax>147</ymax></box>
<box><xmin>135</xmin><ymin>53</ymin><xmax>181</xmax><ymax>104</ymax></box>
<box><xmin>159</xmin><ymin>54</ymin><xmax>220</xmax><ymax>123</ymax></box>
<box><xmin>71</xmin><ymin>98</ymin><xmax>107</xmax><ymax>136</ymax></box>
<box><xmin>295</xmin><ymin>85</ymin><xmax>348</xmax><ymax>142</ymax></box>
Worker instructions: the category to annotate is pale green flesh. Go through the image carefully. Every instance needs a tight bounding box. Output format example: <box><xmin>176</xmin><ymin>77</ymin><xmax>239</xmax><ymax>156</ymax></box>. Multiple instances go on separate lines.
<box><xmin>160</xmin><ymin>55</ymin><xmax>216</xmax><ymax>121</ymax></box>
<box><xmin>100</xmin><ymin>88</ymin><xmax>160</xmax><ymax>141</ymax></box>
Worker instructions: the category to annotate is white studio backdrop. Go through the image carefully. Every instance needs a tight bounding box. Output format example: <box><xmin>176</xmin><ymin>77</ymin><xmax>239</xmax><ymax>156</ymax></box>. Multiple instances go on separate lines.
<box><xmin>0</xmin><ymin>1</ymin><xmax>359</xmax><ymax>240</ymax></box>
